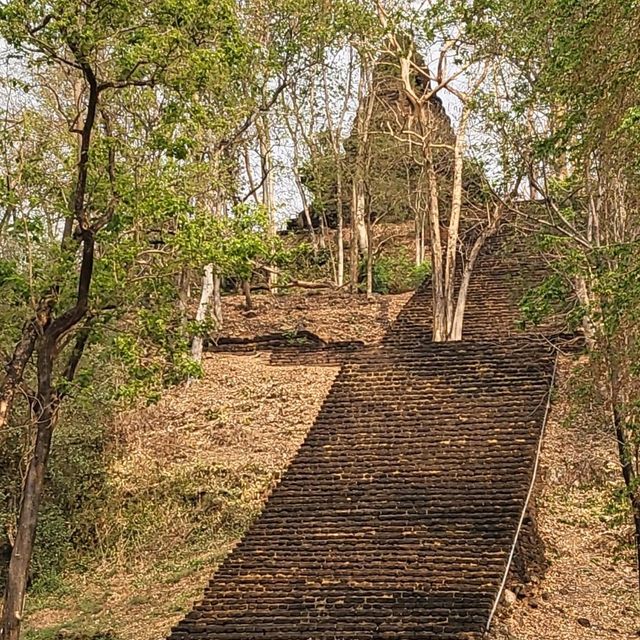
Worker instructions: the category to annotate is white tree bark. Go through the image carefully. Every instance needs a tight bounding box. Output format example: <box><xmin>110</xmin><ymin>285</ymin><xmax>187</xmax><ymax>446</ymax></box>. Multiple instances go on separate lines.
<box><xmin>415</xmin><ymin>212</ymin><xmax>424</xmax><ymax>266</ymax></box>
<box><xmin>351</xmin><ymin>54</ymin><xmax>374</xmax><ymax>273</ymax></box>
<box><xmin>336</xmin><ymin>171</ymin><xmax>345</xmax><ymax>287</ymax></box>
<box><xmin>425</xmin><ymin>148</ymin><xmax>447</xmax><ymax>342</ymax></box>
<box><xmin>444</xmin><ymin>108</ymin><xmax>470</xmax><ymax>335</ymax></box>
<box><xmin>191</xmin><ymin>264</ymin><xmax>214</xmax><ymax>363</ymax></box>
<box><xmin>353</xmin><ymin>178</ymin><xmax>369</xmax><ymax>254</ymax></box>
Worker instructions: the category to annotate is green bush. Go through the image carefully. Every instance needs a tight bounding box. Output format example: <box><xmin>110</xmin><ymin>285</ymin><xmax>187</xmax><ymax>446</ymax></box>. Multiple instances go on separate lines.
<box><xmin>371</xmin><ymin>248</ymin><xmax>431</xmax><ymax>294</ymax></box>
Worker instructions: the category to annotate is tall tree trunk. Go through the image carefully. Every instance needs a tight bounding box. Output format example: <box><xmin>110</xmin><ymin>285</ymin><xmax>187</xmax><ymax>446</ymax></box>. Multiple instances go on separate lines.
<box><xmin>1</xmin><ymin>333</ymin><xmax>62</xmax><ymax>640</ymax></box>
<box><xmin>336</xmin><ymin>164</ymin><xmax>345</xmax><ymax>287</ymax></box>
<box><xmin>415</xmin><ymin>211</ymin><xmax>423</xmax><ymax>267</ymax></box>
<box><xmin>317</xmin><ymin>210</ymin><xmax>328</xmax><ymax>250</ymax></box>
<box><xmin>420</xmin><ymin>213</ymin><xmax>426</xmax><ymax>265</ymax></box>
<box><xmin>574</xmin><ymin>276</ymin><xmax>598</xmax><ymax>349</ymax></box>
<box><xmin>444</xmin><ymin>110</ymin><xmax>469</xmax><ymax>335</ymax></box>
<box><xmin>425</xmin><ymin>149</ymin><xmax>446</xmax><ymax>341</ymax></box>
<box><xmin>366</xmin><ymin>211</ymin><xmax>373</xmax><ymax>298</ymax></box>
<box><xmin>449</xmin><ymin>208</ymin><xmax>501</xmax><ymax>340</ymax></box>
<box><xmin>447</xmin><ymin>235</ymin><xmax>500</xmax><ymax>342</ymax></box>
<box><xmin>2</xmin><ymin>234</ymin><xmax>94</xmax><ymax>638</ymax></box>
<box><xmin>2</xmin><ymin>344</ymin><xmax>56</xmax><ymax>640</ymax></box>
<box><xmin>2</xmin><ymin>314</ymin><xmax>92</xmax><ymax>640</ymax></box>
<box><xmin>281</xmin><ymin>99</ymin><xmax>317</xmax><ymax>253</ymax></box>
<box><xmin>321</xmin><ymin>57</ymin><xmax>352</xmax><ymax>288</ymax></box>
<box><xmin>191</xmin><ymin>264</ymin><xmax>214</xmax><ymax>364</ymax></box>
<box><xmin>350</xmin><ymin>55</ymin><xmax>374</xmax><ymax>274</ymax></box>
<box><xmin>2</xmin><ymin>57</ymin><xmax>99</xmax><ymax>638</ymax></box>
<box><xmin>257</xmin><ymin>113</ymin><xmax>277</xmax><ymax>292</ymax></box>
<box><xmin>611</xmin><ymin>396</ymin><xmax>640</xmax><ymax>591</ymax></box>
<box><xmin>349</xmin><ymin>181</ymin><xmax>360</xmax><ymax>293</ymax></box>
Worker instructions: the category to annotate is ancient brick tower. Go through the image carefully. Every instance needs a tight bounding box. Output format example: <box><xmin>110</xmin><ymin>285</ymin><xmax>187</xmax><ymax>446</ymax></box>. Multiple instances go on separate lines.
<box><xmin>295</xmin><ymin>41</ymin><xmax>457</xmax><ymax>231</ymax></box>
<box><xmin>167</xmin><ymin>240</ymin><xmax>558</xmax><ymax>640</ymax></box>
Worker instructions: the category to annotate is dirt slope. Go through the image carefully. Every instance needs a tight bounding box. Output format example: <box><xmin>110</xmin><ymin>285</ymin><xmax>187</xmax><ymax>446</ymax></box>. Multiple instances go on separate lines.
<box><xmin>22</xmin><ymin>297</ymin><xmax>639</xmax><ymax>640</ymax></box>
<box><xmin>490</xmin><ymin>357</ymin><xmax>639</xmax><ymax>639</ymax></box>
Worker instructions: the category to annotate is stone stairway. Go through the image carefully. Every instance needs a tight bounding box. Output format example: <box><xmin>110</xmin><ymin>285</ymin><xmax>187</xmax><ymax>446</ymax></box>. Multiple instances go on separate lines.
<box><xmin>167</xmin><ymin>245</ymin><xmax>558</xmax><ymax>640</ymax></box>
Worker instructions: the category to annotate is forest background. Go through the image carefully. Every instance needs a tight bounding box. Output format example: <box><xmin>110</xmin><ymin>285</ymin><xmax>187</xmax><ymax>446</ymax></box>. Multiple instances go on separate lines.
<box><xmin>0</xmin><ymin>0</ymin><xmax>639</xmax><ymax>638</ymax></box>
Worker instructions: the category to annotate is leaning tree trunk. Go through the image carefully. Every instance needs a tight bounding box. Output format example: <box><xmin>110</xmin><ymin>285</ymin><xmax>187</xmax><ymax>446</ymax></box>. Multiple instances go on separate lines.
<box><xmin>2</xmin><ymin>235</ymin><xmax>95</xmax><ymax>640</ymax></box>
<box><xmin>2</xmin><ymin>314</ymin><xmax>92</xmax><ymax>640</ymax></box>
<box><xmin>191</xmin><ymin>264</ymin><xmax>215</xmax><ymax>364</ymax></box>
<box><xmin>2</xmin><ymin>343</ymin><xmax>56</xmax><ymax>640</ymax></box>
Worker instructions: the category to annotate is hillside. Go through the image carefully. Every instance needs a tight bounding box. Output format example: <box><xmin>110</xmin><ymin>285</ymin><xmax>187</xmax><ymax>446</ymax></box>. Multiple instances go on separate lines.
<box><xmin>1</xmin><ymin>2</ymin><xmax>639</xmax><ymax>639</ymax></box>
<box><xmin>21</xmin><ymin>290</ymin><xmax>638</xmax><ymax>640</ymax></box>
<box><xmin>490</xmin><ymin>357</ymin><xmax>638</xmax><ymax>639</ymax></box>
<box><xmin>21</xmin><ymin>292</ymin><xmax>410</xmax><ymax>640</ymax></box>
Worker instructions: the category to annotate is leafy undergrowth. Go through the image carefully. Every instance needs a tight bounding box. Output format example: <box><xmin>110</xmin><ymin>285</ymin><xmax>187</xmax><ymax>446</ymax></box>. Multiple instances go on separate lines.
<box><xmin>491</xmin><ymin>356</ymin><xmax>639</xmax><ymax>639</ymax></box>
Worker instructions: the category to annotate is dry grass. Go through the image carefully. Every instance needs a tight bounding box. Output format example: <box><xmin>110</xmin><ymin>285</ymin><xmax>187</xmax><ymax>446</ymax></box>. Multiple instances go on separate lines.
<box><xmin>24</xmin><ymin>353</ymin><xmax>339</xmax><ymax>640</ymax></box>
<box><xmin>22</xmin><ymin>290</ymin><xmax>409</xmax><ymax>640</ymax></box>
<box><xmin>220</xmin><ymin>290</ymin><xmax>412</xmax><ymax>343</ymax></box>
<box><xmin>491</xmin><ymin>356</ymin><xmax>639</xmax><ymax>639</ymax></box>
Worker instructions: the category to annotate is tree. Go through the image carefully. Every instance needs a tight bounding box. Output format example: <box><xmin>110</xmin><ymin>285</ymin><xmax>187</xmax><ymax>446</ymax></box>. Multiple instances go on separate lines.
<box><xmin>377</xmin><ymin>1</ymin><xmax>501</xmax><ymax>341</ymax></box>
<box><xmin>0</xmin><ymin>3</ymin><xmax>379</xmax><ymax>630</ymax></box>
<box><xmin>0</xmin><ymin>1</ymin><xmax>260</xmax><ymax>635</ymax></box>
<box><xmin>477</xmin><ymin>0</ymin><xmax>640</xmax><ymax>587</ymax></box>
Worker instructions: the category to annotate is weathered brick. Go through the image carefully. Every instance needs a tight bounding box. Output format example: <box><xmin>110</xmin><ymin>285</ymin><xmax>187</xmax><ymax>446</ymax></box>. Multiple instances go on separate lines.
<box><xmin>167</xmin><ymin>240</ymin><xmax>560</xmax><ymax>640</ymax></box>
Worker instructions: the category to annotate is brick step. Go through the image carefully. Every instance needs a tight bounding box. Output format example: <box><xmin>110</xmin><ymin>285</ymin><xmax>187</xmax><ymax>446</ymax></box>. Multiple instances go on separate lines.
<box><xmin>167</xmin><ymin>239</ymin><xmax>562</xmax><ymax>640</ymax></box>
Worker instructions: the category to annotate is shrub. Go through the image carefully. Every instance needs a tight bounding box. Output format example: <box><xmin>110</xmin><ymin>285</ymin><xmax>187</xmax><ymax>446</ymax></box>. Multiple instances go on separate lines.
<box><xmin>371</xmin><ymin>248</ymin><xmax>431</xmax><ymax>294</ymax></box>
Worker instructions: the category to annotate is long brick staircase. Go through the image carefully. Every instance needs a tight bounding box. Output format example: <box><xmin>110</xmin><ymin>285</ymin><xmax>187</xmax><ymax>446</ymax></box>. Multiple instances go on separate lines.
<box><xmin>168</xmin><ymin>242</ymin><xmax>559</xmax><ymax>640</ymax></box>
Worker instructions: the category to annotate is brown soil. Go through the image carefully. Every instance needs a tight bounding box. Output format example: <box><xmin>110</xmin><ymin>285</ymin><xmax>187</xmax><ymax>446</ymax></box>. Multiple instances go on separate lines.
<box><xmin>490</xmin><ymin>355</ymin><xmax>639</xmax><ymax>639</ymax></box>
<box><xmin>219</xmin><ymin>290</ymin><xmax>412</xmax><ymax>343</ymax></box>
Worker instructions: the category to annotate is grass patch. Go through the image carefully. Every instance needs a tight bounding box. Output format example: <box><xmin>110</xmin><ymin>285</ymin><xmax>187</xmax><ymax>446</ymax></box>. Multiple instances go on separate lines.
<box><xmin>24</xmin><ymin>624</ymin><xmax>120</xmax><ymax>640</ymax></box>
<box><xmin>22</xmin><ymin>462</ymin><xmax>269</xmax><ymax>640</ymax></box>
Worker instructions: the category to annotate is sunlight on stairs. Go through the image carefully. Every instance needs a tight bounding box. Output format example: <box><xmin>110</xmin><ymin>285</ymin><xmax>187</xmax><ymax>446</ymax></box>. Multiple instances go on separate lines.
<box><xmin>167</xmin><ymin>242</ymin><xmax>558</xmax><ymax>640</ymax></box>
